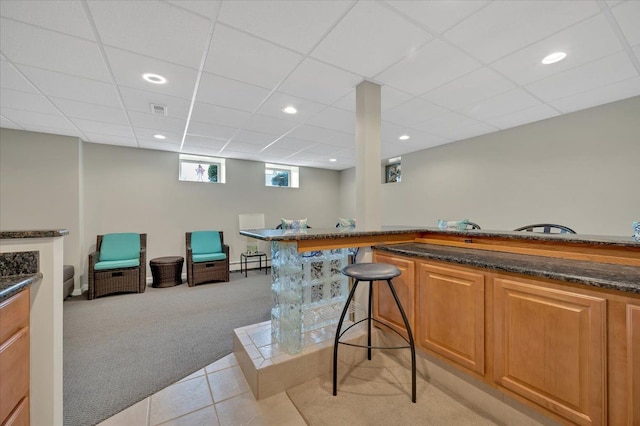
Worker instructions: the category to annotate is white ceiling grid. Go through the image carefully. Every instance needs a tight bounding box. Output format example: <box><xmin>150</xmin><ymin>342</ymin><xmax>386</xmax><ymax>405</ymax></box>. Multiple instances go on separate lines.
<box><xmin>1</xmin><ymin>0</ymin><xmax>639</xmax><ymax>170</ymax></box>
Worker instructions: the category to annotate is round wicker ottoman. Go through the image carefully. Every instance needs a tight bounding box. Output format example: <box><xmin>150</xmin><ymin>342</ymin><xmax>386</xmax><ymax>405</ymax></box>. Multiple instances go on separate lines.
<box><xmin>150</xmin><ymin>256</ymin><xmax>184</xmax><ymax>288</ymax></box>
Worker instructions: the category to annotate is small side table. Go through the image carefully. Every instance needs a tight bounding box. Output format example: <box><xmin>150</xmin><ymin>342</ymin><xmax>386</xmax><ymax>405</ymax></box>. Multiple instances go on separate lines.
<box><xmin>150</xmin><ymin>256</ymin><xmax>184</xmax><ymax>288</ymax></box>
<box><xmin>240</xmin><ymin>252</ymin><xmax>268</xmax><ymax>277</ymax></box>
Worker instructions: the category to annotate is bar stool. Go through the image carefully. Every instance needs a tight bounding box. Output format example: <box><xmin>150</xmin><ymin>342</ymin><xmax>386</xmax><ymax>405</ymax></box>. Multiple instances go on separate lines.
<box><xmin>333</xmin><ymin>262</ymin><xmax>416</xmax><ymax>403</ymax></box>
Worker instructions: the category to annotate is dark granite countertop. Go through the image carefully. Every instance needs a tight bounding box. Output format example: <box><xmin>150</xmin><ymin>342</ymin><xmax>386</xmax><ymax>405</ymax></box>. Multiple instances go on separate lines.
<box><xmin>0</xmin><ymin>273</ymin><xmax>42</xmax><ymax>301</ymax></box>
<box><xmin>375</xmin><ymin>243</ymin><xmax>640</xmax><ymax>295</ymax></box>
<box><xmin>1</xmin><ymin>229</ymin><xmax>69</xmax><ymax>239</ymax></box>
<box><xmin>240</xmin><ymin>226</ymin><xmax>639</xmax><ymax>248</ymax></box>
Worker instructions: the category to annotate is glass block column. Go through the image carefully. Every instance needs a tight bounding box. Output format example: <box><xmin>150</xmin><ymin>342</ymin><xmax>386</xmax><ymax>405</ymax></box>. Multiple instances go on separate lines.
<box><xmin>270</xmin><ymin>241</ymin><xmax>349</xmax><ymax>354</ymax></box>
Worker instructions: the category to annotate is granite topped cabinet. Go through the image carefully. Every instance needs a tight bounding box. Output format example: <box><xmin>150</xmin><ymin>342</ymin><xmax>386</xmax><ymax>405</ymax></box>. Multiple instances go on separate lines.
<box><xmin>0</xmin><ymin>287</ymin><xmax>30</xmax><ymax>425</ymax></box>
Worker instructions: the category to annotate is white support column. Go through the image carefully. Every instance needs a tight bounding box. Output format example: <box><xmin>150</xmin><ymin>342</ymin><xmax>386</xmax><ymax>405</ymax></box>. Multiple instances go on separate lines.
<box><xmin>355</xmin><ymin>80</ymin><xmax>382</xmax><ymax>232</ymax></box>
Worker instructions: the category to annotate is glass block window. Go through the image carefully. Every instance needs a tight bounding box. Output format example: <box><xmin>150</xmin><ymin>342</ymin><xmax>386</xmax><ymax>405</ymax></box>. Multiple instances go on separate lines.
<box><xmin>179</xmin><ymin>154</ymin><xmax>226</xmax><ymax>183</ymax></box>
<box><xmin>384</xmin><ymin>157</ymin><xmax>401</xmax><ymax>183</ymax></box>
<box><xmin>265</xmin><ymin>163</ymin><xmax>299</xmax><ymax>188</ymax></box>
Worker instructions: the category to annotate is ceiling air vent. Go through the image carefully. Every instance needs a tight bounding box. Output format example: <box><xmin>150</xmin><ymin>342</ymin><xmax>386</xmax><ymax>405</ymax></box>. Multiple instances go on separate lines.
<box><xmin>150</xmin><ymin>103</ymin><xmax>167</xmax><ymax>116</ymax></box>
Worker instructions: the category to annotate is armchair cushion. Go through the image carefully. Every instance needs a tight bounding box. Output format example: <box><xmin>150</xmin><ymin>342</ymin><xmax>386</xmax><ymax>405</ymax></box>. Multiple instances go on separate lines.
<box><xmin>99</xmin><ymin>233</ymin><xmax>141</xmax><ymax>261</ymax></box>
<box><xmin>191</xmin><ymin>231</ymin><xmax>222</xmax><ymax>255</ymax></box>
<box><xmin>192</xmin><ymin>253</ymin><xmax>227</xmax><ymax>263</ymax></box>
<box><xmin>94</xmin><ymin>259</ymin><xmax>140</xmax><ymax>270</ymax></box>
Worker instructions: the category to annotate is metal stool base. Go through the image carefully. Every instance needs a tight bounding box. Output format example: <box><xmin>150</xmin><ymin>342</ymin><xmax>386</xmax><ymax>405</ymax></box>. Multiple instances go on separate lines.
<box><xmin>332</xmin><ymin>278</ymin><xmax>417</xmax><ymax>403</ymax></box>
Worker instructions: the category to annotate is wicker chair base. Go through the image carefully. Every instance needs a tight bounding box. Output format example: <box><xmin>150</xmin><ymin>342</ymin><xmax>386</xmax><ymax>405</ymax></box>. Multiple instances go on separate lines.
<box><xmin>93</xmin><ymin>268</ymin><xmax>143</xmax><ymax>298</ymax></box>
<box><xmin>190</xmin><ymin>260</ymin><xmax>229</xmax><ymax>286</ymax></box>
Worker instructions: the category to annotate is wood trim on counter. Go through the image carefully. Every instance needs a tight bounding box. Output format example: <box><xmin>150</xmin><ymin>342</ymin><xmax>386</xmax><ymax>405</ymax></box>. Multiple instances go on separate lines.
<box><xmin>415</xmin><ymin>236</ymin><xmax>640</xmax><ymax>267</ymax></box>
<box><xmin>296</xmin><ymin>232</ymin><xmax>419</xmax><ymax>252</ymax></box>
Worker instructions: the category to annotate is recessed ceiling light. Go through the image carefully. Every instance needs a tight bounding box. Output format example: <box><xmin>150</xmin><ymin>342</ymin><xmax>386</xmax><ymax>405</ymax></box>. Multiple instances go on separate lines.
<box><xmin>153</xmin><ymin>134</ymin><xmax>166</xmax><ymax>140</ymax></box>
<box><xmin>142</xmin><ymin>73</ymin><xmax>167</xmax><ymax>84</ymax></box>
<box><xmin>282</xmin><ymin>106</ymin><xmax>297</xmax><ymax>114</ymax></box>
<box><xmin>329</xmin><ymin>158</ymin><xmax>337</xmax><ymax>162</ymax></box>
<box><xmin>541</xmin><ymin>52</ymin><xmax>566</xmax><ymax>65</ymax></box>
<box><xmin>398</xmin><ymin>135</ymin><xmax>410</xmax><ymax>140</ymax></box>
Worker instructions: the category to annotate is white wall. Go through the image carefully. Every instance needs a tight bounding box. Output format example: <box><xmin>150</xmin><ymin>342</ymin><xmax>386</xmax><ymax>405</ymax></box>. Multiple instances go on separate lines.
<box><xmin>82</xmin><ymin>143</ymin><xmax>341</xmax><ymax>281</ymax></box>
<box><xmin>0</xmin><ymin>129</ymin><xmax>82</xmax><ymax>281</ymax></box>
<box><xmin>340</xmin><ymin>96</ymin><xmax>640</xmax><ymax>236</ymax></box>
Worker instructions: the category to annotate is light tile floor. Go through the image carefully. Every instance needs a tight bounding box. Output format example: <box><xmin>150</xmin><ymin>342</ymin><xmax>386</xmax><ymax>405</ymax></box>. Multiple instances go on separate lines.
<box><xmin>97</xmin><ymin>353</ymin><xmax>306</xmax><ymax>426</ymax></box>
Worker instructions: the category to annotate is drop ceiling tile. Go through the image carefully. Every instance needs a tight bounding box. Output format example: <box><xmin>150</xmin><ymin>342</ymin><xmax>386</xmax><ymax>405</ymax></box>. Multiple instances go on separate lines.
<box><xmin>17</xmin><ymin>66</ymin><xmax>120</xmax><ymax>107</ymax></box>
<box><xmin>165</xmin><ymin>0</ymin><xmax>221</xmax><ymax>20</ymax></box>
<box><xmin>634</xmin><ymin>44</ymin><xmax>640</xmax><ymax>62</ymax></box>
<box><xmin>138</xmin><ymin>139</ymin><xmax>181</xmax><ymax>152</ymax></box>
<box><xmin>384</xmin><ymin>98</ymin><xmax>449</xmax><ymax>126</ymax></box>
<box><xmin>190</xmin><ymin>102</ymin><xmax>252</xmax><ymax>127</ymax></box>
<box><xmin>0</xmin><ymin>61</ymin><xmax>38</xmax><ymax>93</ymax></box>
<box><xmin>306</xmin><ymin>107</ymin><xmax>355</xmax><ymax>134</ymax></box>
<box><xmin>301</xmin><ymin>143</ymin><xmax>344</xmax><ymax>155</ymax></box>
<box><xmin>443</xmin><ymin>0</ymin><xmax>600</xmax><ymax>63</ymax></box>
<box><xmin>87</xmin><ymin>0</ymin><xmax>211</xmax><ymax>69</ymax></box>
<box><xmin>525</xmin><ymin>51</ymin><xmax>638</xmax><ymax>102</ymax></box>
<box><xmin>384</xmin><ymin>0</ymin><xmax>490</xmax><ymax>34</ymax></box>
<box><xmin>332</xmin><ymin>147</ymin><xmax>356</xmax><ymax>159</ymax></box>
<box><xmin>50</xmin><ymin>97</ymin><xmax>128</xmax><ymax>125</ymax></box>
<box><xmin>257</xmin><ymin>92</ymin><xmax>327</xmax><ymax>122</ymax></box>
<box><xmin>222</xmin><ymin>141</ymin><xmax>265</xmax><ymax>153</ymax></box>
<box><xmin>0</xmin><ymin>108</ymin><xmax>73</xmax><ymax>131</ymax></box>
<box><xmin>0</xmin><ymin>88</ymin><xmax>59</xmax><ymax>115</ymax></box>
<box><xmin>218</xmin><ymin>0</ymin><xmax>353</xmax><ymax>54</ymax></box>
<box><xmin>233</xmin><ymin>129</ymin><xmax>277</xmax><ymax>145</ymax></box>
<box><xmin>0</xmin><ymin>0</ymin><xmax>94</xmax><ymax>39</ymax></box>
<box><xmin>183</xmin><ymin>135</ymin><xmax>227</xmax><ymax>150</ymax></box>
<box><xmin>83</xmin><ymin>133</ymin><xmax>137</xmax><ymax>147</ymax></box>
<box><xmin>119</xmin><ymin>87</ymin><xmax>192</xmax><ymax>119</ymax></box>
<box><xmin>71</xmin><ymin>118</ymin><xmax>134</xmax><ymax>138</ymax></box>
<box><xmin>491</xmin><ymin>15</ymin><xmax>623</xmax><ymax>86</ymax></box>
<box><xmin>181</xmin><ymin>143</ymin><xmax>226</xmax><ymax>157</ymax></box>
<box><xmin>287</xmin><ymin>124</ymin><xmax>354</xmax><ymax>147</ymax></box>
<box><xmin>606</xmin><ymin>0</ymin><xmax>624</xmax><ymax>6</ymax></box>
<box><xmin>457</xmin><ymin>88</ymin><xmax>542</xmax><ymax>122</ymax></box>
<box><xmin>270</xmin><ymin>137</ymin><xmax>316</xmax><ymax>151</ymax></box>
<box><xmin>278</xmin><ymin>58</ymin><xmax>362</xmax><ymax>105</ymax></box>
<box><xmin>482</xmin><ymin>104</ymin><xmax>560</xmax><ymax>129</ymax></box>
<box><xmin>105</xmin><ymin>47</ymin><xmax>198</xmax><ymax>100</ymax></box>
<box><xmin>134</xmin><ymin>128</ymin><xmax>183</xmax><ymax>144</ymax></box>
<box><xmin>310</xmin><ymin>1</ymin><xmax>431</xmax><ymax>77</ymax></box>
<box><xmin>0</xmin><ymin>19</ymin><xmax>110</xmax><ymax>82</ymax></box>
<box><xmin>549</xmin><ymin>76</ymin><xmax>640</xmax><ymax>113</ymax></box>
<box><xmin>187</xmin><ymin>120</ymin><xmax>236</xmax><ymax>140</ymax></box>
<box><xmin>413</xmin><ymin>111</ymin><xmax>497</xmax><ymax>141</ymax></box>
<box><xmin>196</xmin><ymin>72</ymin><xmax>271</xmax><ymax>112</ymax></box>
<box><xmin>205</xmin><ymin>24</ymin><xmax>302</xmax><ymax>89</ymax></box>
<box><xmin>376</xmin><ymin>39</ymin><xmax>481</xmax><ymax>95</ymax></box>
<box><xmin>614</xmin><ymin>2</ymin><xmax>640</xmax><ymax>46</ymax></box>
<box><xmin>0</xmin><ymin>115</ymin><xmax>21</xmax><ymax>129</ymax></box>
<box><xmin>128</xmin><ymin>111</ymin><xmax>185</xmax><ymax>134</ymax></box>
<box><xmin>218</xmin><ymin>150</ymin><xmax>253</xmax><ymax>160</ymax></box>
<box><xmin>422</xmin><ymin>67</ymin><xmax>515</xmax><ymax>109</ymax></box>
<box><xmin>241</xmin><ymin>114</ymin><xmax>298</xmax><ymax>136</ymax></box>
<box><xmin>260</xmin><ymin>146</ymin><xmax>297</xmax><ymax>158</ymax></box>
<box><xmin>381</xmin><ymin>121</ymin><xmax>450</xmax><ymax>147</ymax></box>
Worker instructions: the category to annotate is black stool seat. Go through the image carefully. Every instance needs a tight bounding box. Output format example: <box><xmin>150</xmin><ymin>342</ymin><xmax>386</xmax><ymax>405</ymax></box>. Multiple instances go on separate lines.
<box><xmin>342</xmin><ymin>263</ymin><xmax>401</xmax><ymax>281</ymax></box>
<box><xmin>333</xmin><ymin>262</ymin><xmax>416</xmax><ymax>403</ymax></box>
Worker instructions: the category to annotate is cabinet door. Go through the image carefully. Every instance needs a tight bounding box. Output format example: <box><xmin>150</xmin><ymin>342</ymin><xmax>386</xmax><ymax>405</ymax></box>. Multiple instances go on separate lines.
<box><xmin>627</xmin><ymin>303</ymin><xmax>640</xmax><ymax>425</ymax></box>
<box><xmin>372</xmin><ymin>252</ymin><xmax>415</xmax><ymax>337</ymax></box>
<box><xmin>0</xmin><ymin>327</ymin><xmax>30</xmax><ymax>424</ymax></box>
<box><xmin>494</xmin><ymin>277</ymin><xmax>606</xmax><ymax>426</ymax></box>
<box><xmin>417</xmin><ymin>261</ymin><xmax>485</xmax><ymax>375</ymax></box>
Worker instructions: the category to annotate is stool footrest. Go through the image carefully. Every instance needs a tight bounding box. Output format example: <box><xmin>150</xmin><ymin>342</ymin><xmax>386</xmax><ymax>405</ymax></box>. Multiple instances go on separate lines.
<box><xmin>337</xmin><ymin>317</ymin><xmax>412</xmax><ymax>347</ymax></box>
<box><xmin>337</xmin><ymin>341</ymin><xmax>411</xmax><ymax>350</ymax></box>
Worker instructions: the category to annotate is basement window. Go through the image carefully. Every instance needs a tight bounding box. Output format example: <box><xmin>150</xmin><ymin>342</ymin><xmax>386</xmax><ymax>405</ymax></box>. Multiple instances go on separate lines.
<box><xmin>384</xmin><ymin>157</ymin><xmax>401</xmax><ymax>183</ymax></box>
<box><xmin>179</xmin><ymin>154</ymin><xmax>226</xmax><ymax>183</ymax></box>
<box><xmin>265</xmin><ymin>163</ymin><xmax>299</xmax><ymax>188</ymax></box>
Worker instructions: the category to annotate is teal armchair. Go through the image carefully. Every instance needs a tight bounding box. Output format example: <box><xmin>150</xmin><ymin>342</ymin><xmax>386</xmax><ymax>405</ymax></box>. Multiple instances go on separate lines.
<box><xmin>88</xmin><ymin>233</ymin><xmax>146</xmax><ymax>299</ymax></box>
<box><xmin>186</xmin><ymin>231</ymin><xmax>229</xmax><ymax>286</ymax></box>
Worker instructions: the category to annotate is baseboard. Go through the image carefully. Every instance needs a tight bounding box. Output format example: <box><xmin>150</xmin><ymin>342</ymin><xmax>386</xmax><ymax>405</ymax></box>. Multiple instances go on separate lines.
<box><xmin>72</xmin><ymin>284</ymin><xmax>88</xmax><ymax>296</ymax></box>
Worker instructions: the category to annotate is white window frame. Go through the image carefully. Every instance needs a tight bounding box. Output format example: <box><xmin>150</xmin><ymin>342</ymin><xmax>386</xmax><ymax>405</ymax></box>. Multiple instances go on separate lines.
<box><xmin>179</xmin><ymin>154</ymin><xmax>226</xmax><ymax>183</ymax></box>
<box><xmin>265</xmin><ymin>163</ymin><xmax>299</xmax><ymax>188</ymax></box>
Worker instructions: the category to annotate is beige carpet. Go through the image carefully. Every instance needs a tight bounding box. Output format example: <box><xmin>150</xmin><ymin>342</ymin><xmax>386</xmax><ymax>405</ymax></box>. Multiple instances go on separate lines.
<box><xmin>287</xmin><ymin>353</ymin><xmax>498</xmax><ymax>426</ymax></box>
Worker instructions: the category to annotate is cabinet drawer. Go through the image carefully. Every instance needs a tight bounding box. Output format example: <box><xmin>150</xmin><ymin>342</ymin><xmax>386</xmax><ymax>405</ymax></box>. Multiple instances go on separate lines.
<box><xmin>0</xmin><ymin>327</ymin><xmax>30</xmax><ymax>424</ymax></box>
<box><xmin>0</xmin><ymin>289</ymin><xmax>29</xmax><ymax>344</ymax></box>
<box><xmin>3</xmin><ymin>396</ymin><xmax>29</xmax><ymax>426</ymax></box>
